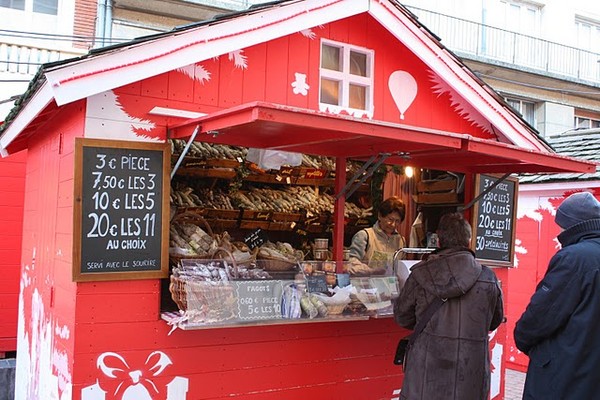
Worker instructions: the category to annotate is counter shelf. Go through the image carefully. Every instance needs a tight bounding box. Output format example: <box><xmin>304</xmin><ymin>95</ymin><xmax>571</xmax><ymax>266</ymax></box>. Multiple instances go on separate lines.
<box><xmin>161</xmin><ymin>310</ymin><xmax>369</xmax><ymax>331</ymax></box>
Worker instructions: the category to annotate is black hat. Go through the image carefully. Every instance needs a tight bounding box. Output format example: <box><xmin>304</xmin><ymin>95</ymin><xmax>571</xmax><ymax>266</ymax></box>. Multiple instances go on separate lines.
<box><xmin>555</xmin><ymin>192</ymin><xmax>600</xmax><ymax>229</ymax></box>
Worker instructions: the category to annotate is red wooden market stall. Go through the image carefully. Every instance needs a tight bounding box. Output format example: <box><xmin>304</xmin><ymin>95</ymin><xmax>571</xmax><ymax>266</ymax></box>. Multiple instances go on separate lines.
<box><xmin>0</xmin><ymin>150</ymin><xmax>25</xmax><ymax>356</ymax></box>
<box><xmin>507</xmin><ymin>130</ymin><xmax>600</xmax><ymax>372</ymax></box>
<box><xmin>0</xmin><ymin>1</ymin><xmax>594</xmax><ymax>399</ymax></box>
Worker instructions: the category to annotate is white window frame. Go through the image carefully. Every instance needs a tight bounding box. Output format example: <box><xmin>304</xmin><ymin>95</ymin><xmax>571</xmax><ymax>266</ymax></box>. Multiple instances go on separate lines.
<box><xmin>1</xmin><ymin>0</ymin><xmax>58</xmax><ymax>15</ymax></box>
<box><xmin>505</xmin><ymin>97</ymin><xmax>536</xmax><ymax>126</ymax></box>
<box><xmin>498</xmin><ymin>0</ymin><xmax>542</xmax><ymax>36</ymax></box>
<box><xmin>575</xmin><ymin>17</ymin><xmax>600</xmax><ymax>53</ymax></box>
<box><xmin>319</xmin><ymin>39</ymin><xmax>375</xmax><ymax>116</ymax></box>
<box><xmin>574</xmin><ymin>115</ymin><xmax>600</xmax><ymax>129</ymax></box>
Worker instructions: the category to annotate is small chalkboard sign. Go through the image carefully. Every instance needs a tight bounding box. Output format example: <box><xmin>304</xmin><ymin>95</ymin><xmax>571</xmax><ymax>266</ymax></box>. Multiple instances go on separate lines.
<box><xmin>243</xmin><ymin>228</ymin><xmax>267</xmax><ymax>250</ymax></box>
<box><xmin>235</xmin><ymin>280</ymin><xmax>286</xmax><ymax>320</ymax></box>
<box><xmin>336</xmin><ymin>273</ymin><xmax>350</xmax><ymax>288</ymax></box>
<box><xmin>472</xmin><ymin>174</ymin><xmax>518</xmax><ymax>267</ymax></box>
<box><xmin>73</xmin><ymin>138</ymin><xmax>170</xmax><ymax>281</ymax></box>
<box><xmin>306</xmin><ymin>275</ymin><xmax>328</xmax><ymax>293</ymax></box>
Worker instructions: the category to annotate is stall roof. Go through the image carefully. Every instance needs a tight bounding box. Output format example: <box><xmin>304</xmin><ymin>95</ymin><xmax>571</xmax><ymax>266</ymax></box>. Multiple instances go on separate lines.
<box><xmin>170</xmin><ymin>102</ymin><xmax>595</xmax><ymax>174</ymax></box>
<box><xmin>520</xmin><ymin>128</ymin><xmax>600</xmax><ymax>183</ymax></box>
<box><xmin>0</xmin><ymin>0</ymin><xmax>594</xmax><ymax>174</ymax></box>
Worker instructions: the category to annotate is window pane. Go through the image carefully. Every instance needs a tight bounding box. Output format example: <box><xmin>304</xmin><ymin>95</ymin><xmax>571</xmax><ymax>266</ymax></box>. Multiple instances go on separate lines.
<box><xmin>349</xmin><ymin>84</ymin><xmax>366</xmax><ymax>110</ymax></box>
<box><xmin>592</xmin><ymin>120</ymin><xmax>600</xmax><ymax>128</ymax></box>
<box><xmin>576</xmin><ymin>118</ymin><xmax>590</xmax><ymax>129</ymax></box>
<box><xmin>321</xmin><ymin>44</ymin><xmax>341</xmax><ymax>71</ymax></box>
<box><xmin>33</xmin><ymin>0</ymin><xmax>58</xmax><ymax>15</ymax></box>
<box><xmin>350</xmin><ymin>51</ymin><xmax>367</xmax><ymax>77</ymax></box>
<box><xmin>0</xmin><ymin>0</ymin><xmax>25</xmax><ymax>10</ymax></box>
<box><xmin>506</xmin><ymin>98</ymin><xmax>519</xmax><ymax>112</ymax></box>
<box><xmin>320</xmin><ymin>78</ymin><xmax>340</xmax><ymax>106</ymax></box>
<box><xmin>522</xmin><ymin>102</ymin><xmax>535</xmax><ymax>125</ymax></box>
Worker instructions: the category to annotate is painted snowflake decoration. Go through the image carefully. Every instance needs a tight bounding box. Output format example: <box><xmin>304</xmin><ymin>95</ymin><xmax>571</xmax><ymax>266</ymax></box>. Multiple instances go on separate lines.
<box><xmin>176</xmin><ymin>64</ymin><xmax>211</xmax><ymax>83</ymax></box>
<box><xmin>428</xmin><ymin>70</ymin><xmax>495</xmax><ymax>138</ymax></box>
<box><xmin>228</xmin><ymin>50</ymin><xmax>248</xmax><ymax>69</ymax></box>
<box><xmin>300</xmin><ymin>28</ymin><xmax>317</xmax><ymax>40</ymax></box>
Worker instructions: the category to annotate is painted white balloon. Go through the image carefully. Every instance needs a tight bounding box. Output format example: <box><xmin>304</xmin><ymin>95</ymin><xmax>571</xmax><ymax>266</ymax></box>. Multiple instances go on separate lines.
<box><xmin>388</xmin><ymin>71</ymin><xmax>418</xmax><ymax>120</ymax></box>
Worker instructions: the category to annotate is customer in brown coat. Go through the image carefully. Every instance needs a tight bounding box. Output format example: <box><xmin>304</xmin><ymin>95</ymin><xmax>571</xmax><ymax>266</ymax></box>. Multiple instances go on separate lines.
<box><xmin>393</xmin><ymin>212</ymin><xmax>504</xmax><ymax>400</ymax></box>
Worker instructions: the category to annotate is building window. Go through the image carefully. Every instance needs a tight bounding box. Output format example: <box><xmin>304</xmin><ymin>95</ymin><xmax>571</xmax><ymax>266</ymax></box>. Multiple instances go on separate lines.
<box><xmin>575</xmin><ymin>18</ymin><xmax>600</xmax><ymax>53</ymax></box>
<box><xmin>320</xmin><ymin>40</ymin><xmax>374</xmax><ymax>113</ymax></box>
<box><xmin>0</xmin><ymin>0</ymin><xmax>57</xmax><ymax>14</ymax></box>
<box><xmin>499</xmin><ymin>0</ymin><xmax>541</xmax><ymax>36</ymax></box>
<box><xmin>505</xmin><ymin>97</ymin><xmax>535</xmax><ymax>125</ymax></box>
<box><xmin>33</xmin><ymin>0</ymin><xmax>57</xmax><ymax>15</ymax></box>
<box><xmin>0</xmin><ymin>0</ymin><xmax>25</xmax><ymax>10</ymax></box>
<box><xmin>574</xmin><ymin>116</ymin><xmax>600</xmax><ymax>129</ymax></box>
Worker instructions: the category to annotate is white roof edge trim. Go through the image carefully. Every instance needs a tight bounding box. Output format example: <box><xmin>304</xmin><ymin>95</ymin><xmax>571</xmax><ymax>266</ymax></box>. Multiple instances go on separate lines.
<box><xmin>519</xmin><ymin>181</ymin><xmax>600</xmax><ymax>192</ymax></box>
<box><xmin>0</xmin><ymin>82</ymin><xmax>54</xmax><ymax>154</ymax></box>
<box><xmin>369</xmin><ymin>1</ymin><xmax>547</xmax><ymax>152</ymax></box>
<box><xmin>45</xmin><ymin>0</ymin><xmax>369</xmax><ymax>107</ymax></box>
<box><xmin>149</xmin><ymin>107</ymin><xmax>207</xmax><ymax>119</ymax></box>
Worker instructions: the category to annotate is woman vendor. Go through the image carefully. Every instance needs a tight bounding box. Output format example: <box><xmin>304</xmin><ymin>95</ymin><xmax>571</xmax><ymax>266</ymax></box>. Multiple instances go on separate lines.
<box><xmin>347</xmin><ymin>196</ymin><xmax>406</xmax><ymax>275</ymax></box>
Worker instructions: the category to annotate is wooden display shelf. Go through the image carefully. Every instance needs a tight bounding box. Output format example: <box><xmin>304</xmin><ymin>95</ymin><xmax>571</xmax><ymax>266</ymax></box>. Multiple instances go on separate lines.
<box><xmin>241</xmin><ymin>210</ymin><xmax>272</xmax><ymax>221</ymax></box>
<box><xmin>172</xmin><ymin>156</ymin><xmax>241</xmax><ymax>169</ymax></box>
<box><xmin>239</xmin><ymin>220</ymin><xmax>270</xmax><ymax>230</ymax></box>
<box><xmin>204</xmin><ymin>208</ymin><xmax>240</xmax><ymax>220</ymax></box>
<box><xmin>205</xmin><ymin>218</ymin><xmax>239</xmax><ymax>230</ymax></box>
<box><xmin>268</xmin><ymin>221</ymin><xmax>297</xmax><ymax>231</ymax></box>
<box><xmin>271</xmin><ymin>212</ymin><xmax>302</xmax><ymax>222</ymax></box>
<box><xmin>175</xmin><ymin>167</ymin><xmax>237</xmax><ymax>180</ymax></box>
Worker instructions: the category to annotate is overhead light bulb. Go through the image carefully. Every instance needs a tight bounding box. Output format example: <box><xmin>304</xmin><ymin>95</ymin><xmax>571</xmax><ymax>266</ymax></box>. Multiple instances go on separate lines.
<box><xmin>404</xmin><ymin>166</ymin><xmax>414</xmax><ymax>178</ymax></box>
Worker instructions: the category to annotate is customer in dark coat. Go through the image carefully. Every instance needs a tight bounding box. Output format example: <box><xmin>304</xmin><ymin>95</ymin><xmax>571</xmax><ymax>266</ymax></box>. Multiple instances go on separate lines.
<box><xmin>394</xmin><ymin>212</ymin><xmax>504</xmax><ymax>400</ymax></box>
<box><xmin>514</xmin><ymin>191</ymin><xmax>600</xmax><ymax>400</ymax></box>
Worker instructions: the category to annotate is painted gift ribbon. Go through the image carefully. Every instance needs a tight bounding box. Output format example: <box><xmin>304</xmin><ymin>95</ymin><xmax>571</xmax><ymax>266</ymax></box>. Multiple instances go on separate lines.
<box><xmin>97</xmin><ymin>351</ymin><xmax>172</xmax><ymax>400</ymax></box>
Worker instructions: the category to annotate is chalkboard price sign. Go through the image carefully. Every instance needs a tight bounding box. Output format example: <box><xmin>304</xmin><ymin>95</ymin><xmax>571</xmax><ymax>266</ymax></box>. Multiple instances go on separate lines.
<box><xmin>73</xmin><ymin>138</ymin><xmax>170</xmax><ymax>281</ymax></box>
<box><xmin>235</xmin><ymin>280</ymin><xmax>287</xmax><ymax>320</ymax></box>
<box><xmin>472</xmin><ymin>174</ymin><xmax>518</xmax><ymax>266</ymax></box>
<box><xmin>306</xmin><ymin>275</ymin><xmax>328</xmax><ymax>293</ymax></box>
<box><xmin>243</xmin><ymin>228</ymin><xmax>267</xmax><ymax>250</ymax></box>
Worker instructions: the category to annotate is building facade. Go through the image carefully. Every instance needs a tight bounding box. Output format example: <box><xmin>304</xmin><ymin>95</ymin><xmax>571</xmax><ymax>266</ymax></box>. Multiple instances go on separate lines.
<box><xmin>400</xmin><ymin>0</ymin><xmax>600</xmax><ymax>137</ymax></box>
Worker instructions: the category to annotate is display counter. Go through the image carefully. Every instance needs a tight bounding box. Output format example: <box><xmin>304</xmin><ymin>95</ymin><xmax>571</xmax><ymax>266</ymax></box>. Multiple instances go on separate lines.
<box><xmin>164</xmin><ymin>257</ymin><xmax>404</xmax><ymax>331</ymax></box>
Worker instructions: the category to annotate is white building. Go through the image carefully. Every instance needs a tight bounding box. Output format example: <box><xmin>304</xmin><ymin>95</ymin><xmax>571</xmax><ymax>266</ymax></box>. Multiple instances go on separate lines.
<box><xmin>0</xmin><ymin>0</ymin><xmax>253</xmax><ymax>121</ymax></box>
<box><xmin>400</xmin><ymin>0</ymin><xmax>600</xmax><ymax>137</ymax></box>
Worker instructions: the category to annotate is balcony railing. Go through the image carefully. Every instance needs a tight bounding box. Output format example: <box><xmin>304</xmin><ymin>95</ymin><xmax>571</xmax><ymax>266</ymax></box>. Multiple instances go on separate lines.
<box><xmin>407</xmin><ymin>6</ymin><xmax>600</xmax><ymax>85</ymax></box>
<box><xmin>0</xmin><ymin>41</ymin><xmax>84</xmax><ymax>77</ymax></box>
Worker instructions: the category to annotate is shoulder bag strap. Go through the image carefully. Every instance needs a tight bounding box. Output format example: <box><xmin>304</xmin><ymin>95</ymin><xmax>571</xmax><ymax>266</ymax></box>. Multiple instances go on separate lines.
<box><xmin>408</xmin><ymin>297</ymin><xmax>446</xmax><ymax>345</ymax></box>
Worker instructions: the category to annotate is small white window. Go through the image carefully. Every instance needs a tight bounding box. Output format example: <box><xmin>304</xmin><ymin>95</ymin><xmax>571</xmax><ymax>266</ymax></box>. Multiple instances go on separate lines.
<box><xmin>499</xmin><ymin>0</ymin><xmax>541</xmax><ymax>36</ymax></box>
<box><xmin>575</xmin><ymin>116</ymin><xmax>600</xmax><ymax>129</ymax></box>
<box><xmin>33</xmin><ymin>0</ymin><xmax>57</xmax><ymax>15</ymax></box>
<box><xmin>0</xmin><ymin>0</ymin><xmax>25</xmax><ymax>10</ymax></box>
<box><xmin>0</xmin><ymin>0</ymin><xmax>57</xmax><ymax>14</ymax></box>
<box><xmin>505</xmin><ymin>97</ymin><xmax>535</xmax><ymax>126</ymax></box>
<box><xmin>575</xmin><ymin>18</ymin><xmax>600</xmax><ymax>53</ymax></box>
<box><xmin>320</xmin><ymin>40</ymin><xmax>374</xmax><ymax>115</ymax></box>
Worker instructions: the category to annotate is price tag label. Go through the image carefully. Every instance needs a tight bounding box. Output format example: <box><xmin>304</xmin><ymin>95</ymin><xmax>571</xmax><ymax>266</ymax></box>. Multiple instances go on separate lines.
<box><xmin>306</xmin><ymin>275</ymin><xmax>328</xmax><ymax>293</ymax></box>
<box><xmin>244</xmin><ymin>228</ymin><xmax>267</xmax><ymax>250</ymax></box>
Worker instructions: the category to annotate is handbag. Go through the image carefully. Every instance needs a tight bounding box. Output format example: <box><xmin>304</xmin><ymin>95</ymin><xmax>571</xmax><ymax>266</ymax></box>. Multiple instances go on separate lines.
<box><xmin>394</xmin><ymin>297</ymin><xmax>446</xmax><ymax>366</ymax></box>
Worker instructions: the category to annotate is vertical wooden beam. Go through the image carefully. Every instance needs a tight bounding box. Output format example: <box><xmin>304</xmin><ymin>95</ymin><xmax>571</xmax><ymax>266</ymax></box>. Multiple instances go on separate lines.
<box><xmin>333</xmin><ymin>157</ymin><xmax>347</xmax><ymax>271</ymax></box>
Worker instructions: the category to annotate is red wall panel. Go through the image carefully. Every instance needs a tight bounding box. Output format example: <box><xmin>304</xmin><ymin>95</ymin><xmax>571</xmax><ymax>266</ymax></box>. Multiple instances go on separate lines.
<box><xmin>0</xmin><ymin>150</ymin><xmax>25</xmax><ymax>353</ymax></box>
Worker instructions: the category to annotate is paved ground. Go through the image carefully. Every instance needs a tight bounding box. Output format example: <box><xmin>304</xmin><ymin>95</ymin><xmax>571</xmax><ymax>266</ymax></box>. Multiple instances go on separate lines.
<box><xmin>505</xmin><ymin>369</ymin><xmax>526</xmax><ymax>400</ymax></box>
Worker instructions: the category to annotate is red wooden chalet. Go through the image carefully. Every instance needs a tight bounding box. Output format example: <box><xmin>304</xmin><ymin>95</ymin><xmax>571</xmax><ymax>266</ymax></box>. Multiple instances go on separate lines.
<box><xmin>0</xmin><ymin>1</ymin><xmax>594</xmax><ymax>399</ymax></box>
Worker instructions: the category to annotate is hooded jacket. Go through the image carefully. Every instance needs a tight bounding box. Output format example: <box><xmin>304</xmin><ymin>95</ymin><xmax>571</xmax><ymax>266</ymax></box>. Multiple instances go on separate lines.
<box><xmin>394</xmin><ymin>248</ymin><xmax>504</xmax><ymax>400</ymax></box>
<box><xmin>514</xmin><ymin>218</ymin><xmax>600</xmax><ymax>400</ymax></box>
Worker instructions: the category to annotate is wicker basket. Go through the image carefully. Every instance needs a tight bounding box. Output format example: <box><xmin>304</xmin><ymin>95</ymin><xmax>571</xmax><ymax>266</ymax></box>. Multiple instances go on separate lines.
<box><xmin>312</xmin><ymin>293</ymin><xmax>351</xmax><ymax>315</ymax></box>
<box><xmin>169</xmin><ymin>211</ymin><xmax>217</xmax><ymax>266</ymax></box>
<box><xmin>169</xmin><ymin>258</ymin><xmax>237</xmax><ymax>322</ymax></box>
<box><xmin>255</xmin><ymin>258</ymin><xmax>298</xmax><ymax>272</ymax></box>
